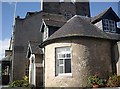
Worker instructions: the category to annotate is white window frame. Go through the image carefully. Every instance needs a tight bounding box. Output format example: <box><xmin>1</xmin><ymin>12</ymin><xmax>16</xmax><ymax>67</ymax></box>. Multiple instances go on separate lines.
<box><xmin>43</xmin><ymin>25</ymin><xmax>48</xmax><ymax>41</ymax></box>
<box><xmin>103</xmin><ymin>19</ymin><xmax>116</xmax><ymax>33</ymax></box>
<box><xmin>55</xmin><ymin>47</ymin><xmax>72</xmax><ymax>76</ymax></box>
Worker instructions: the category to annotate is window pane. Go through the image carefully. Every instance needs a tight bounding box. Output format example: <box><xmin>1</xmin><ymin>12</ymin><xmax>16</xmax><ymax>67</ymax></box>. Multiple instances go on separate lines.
<box><xmin>103</xmin><ymin>19</ymin><xmax>116</xmax><ymax>33</ymax></box>
<box><xmin>56</xmin><ymin>47</ymin><xmax>71</xmax><ymax>74</ymax></box>
<box><xmin>65</xmin><ymin>59</ymin><xmax>71</xmax><ymax>73</ymax></box>
<box><xmin>58</xmin><ymin>54</ymin><xmax>62</xmax><ymax>58</ymax></box>
<box><xmin>66</xmin><ymin>54</ymin><xmax>71</xmax><ymax>58</ymax></box>
<box><xmin>62</xmin><ymin>54</ymin><xmax>65</xmax><ymax>58</ymax></box>
<box><xmin>65</xmin><ymin>47</ymin><xmax>70</xmax><ymax>51</ymax></box>
<box><xmin>104</xmin><ymin>27</ymin><xmax>109</xmax><ymax>31</ymax></box>
<box><xmin>57</xmin><ymin>49</ymin><xmax>60</xmax><ymax>53</ymax></box>
<box><xmin>59</xmin><ymin>59</ymin><xmax>63</xmax><ymax>64</ymax></box>
<box><xmin>60</xmin><ymin>66</ymin><xmax>64</xmax><ymax>73</ymax></box>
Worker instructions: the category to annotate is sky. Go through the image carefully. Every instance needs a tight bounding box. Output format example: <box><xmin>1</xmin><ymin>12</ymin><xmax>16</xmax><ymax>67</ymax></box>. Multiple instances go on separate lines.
<box><xmin>0</xmin><ymin>1</ymin><xmax>120</xmax><ymax>59</ymax></box>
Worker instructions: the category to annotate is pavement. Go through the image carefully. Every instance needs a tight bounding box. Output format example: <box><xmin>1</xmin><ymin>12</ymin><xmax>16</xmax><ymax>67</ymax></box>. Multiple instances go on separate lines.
<box><xmin>0</xmin><ymin>86</ymin><xmax>2</xmax><ymax>89</ymax></box>
<box><xmin>0</xmin><ymin>85</ymin><xmax>8</xmax><ymax>89</ymax></box>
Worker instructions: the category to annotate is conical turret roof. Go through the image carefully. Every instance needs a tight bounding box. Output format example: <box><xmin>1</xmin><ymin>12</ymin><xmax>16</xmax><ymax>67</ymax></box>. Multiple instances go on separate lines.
<box><xmin>41</xmin><ymin>15</ymin><xmax>120</xmax><ymax>47</ymax></box>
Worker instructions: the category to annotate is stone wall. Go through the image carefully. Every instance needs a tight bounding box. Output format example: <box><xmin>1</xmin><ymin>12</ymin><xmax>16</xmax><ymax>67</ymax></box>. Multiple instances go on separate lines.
<box><xmin>43</xmin><ymin>2</ymin><xmax>90</xmax><ymax>18</ymax></box>
<box><xmin>35</xmin><ymin>54</ymin><xmax>43</xmax><ymax>87</ymax></box>
<box><xmin>12</xmin><ymin>12</ymin><xmax>43</xmax><ymax>81</ymax></box>
<box><xmin>116</xmin><ymin>41</ymin><xmax>120</xmax><ymax>75</ymax></box>
<box><xmin>36</xmin><ymin>67</ymin><xmax>43</xmax><ymax>87</ymax></box>
<box><xmin>75</xmin><ymin>2</ymin><xmax>90</xmax><ymax>17</ymax></box>
<box><xmin>44</xmin><ymin>38</ymin><xmax>112</xmax><ymax>87</ymax></box>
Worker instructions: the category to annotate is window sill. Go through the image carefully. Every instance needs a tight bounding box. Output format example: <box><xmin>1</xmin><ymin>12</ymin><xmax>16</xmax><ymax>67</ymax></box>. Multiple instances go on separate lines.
<box><xmin>58</xmin><ymin>73</ymin><xmax>72</xmax><ymax>76</ymax></box>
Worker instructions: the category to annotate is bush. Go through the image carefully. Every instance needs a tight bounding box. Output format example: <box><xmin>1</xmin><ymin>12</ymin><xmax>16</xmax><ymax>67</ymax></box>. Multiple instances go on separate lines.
<box><xmin>88</xmin><ymin>73</ymin><xmax>120</xmax><ymax>88</ymax></box>
<box><xmin>9</xmin><ymin>80</ymin><xmax>24</xmax><ymax>87</ymax></box>
<box><xmin>9</xmin><ymin>76</ymin><xmax>30</xmax><ymax>88</ymax></box>
<box><xmin>107</xmin><ymin>74</ymin><xmax>120</xmax><ymax>87</ymax></box>
<box><xmin>88</xmin><ymin>75</ymin><xmax>107</xmax><ymax>87</ymax></box>
<box><xmin>23</xmin><ymin>76</ymin><xmax>29</xmax><ymax>87</ymax></box>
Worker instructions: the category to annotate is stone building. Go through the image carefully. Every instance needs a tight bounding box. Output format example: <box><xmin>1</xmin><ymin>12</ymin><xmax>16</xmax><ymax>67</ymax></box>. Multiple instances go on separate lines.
<box><xmin>26</xmin><ymin>41</ymin><xmax>43</xmax><ymax>87</ymax></box>
<box><xmin>39</xmin><ymin>7</ymin><xmax>120</xmax><ymax>87</ymax></box>
<box><xmin>9</xmin><ymin>0</ymin><xmax>90</xmax><ymax>86</ymax></box>
<box><xmin>0</xmin><ymin>50</ymin><xmax>12</xmax><ymax>85</ymax></box>
<box><xmin>118</xmin><ymin>1</ymin><xmax>120</xmax><ymax>27</ymax></box>
<box><xmin>43</xmin><ymin>0</ymin><xmax>90</xmax><ymax>18</ymax></box>
<box><xmin>10</xmin><ymin>12</ymin><xmax>43</xmax><ymax>81</ymax></box>
<box><xmin>8</xmin><ymin>0</ymin><xmax>120</xmax><ymax>87</ymax></box>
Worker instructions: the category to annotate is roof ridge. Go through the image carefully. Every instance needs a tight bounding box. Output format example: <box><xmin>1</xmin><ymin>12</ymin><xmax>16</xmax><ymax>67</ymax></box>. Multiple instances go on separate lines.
<box><xmin>67</xmin><ymin>15</ymin><xmax>89</xmax><ymax>23</ymax></box>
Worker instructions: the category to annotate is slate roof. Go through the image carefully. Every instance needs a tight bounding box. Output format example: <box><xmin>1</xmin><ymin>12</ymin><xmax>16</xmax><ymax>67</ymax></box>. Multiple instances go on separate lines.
<box><xmin>42</xmin><ymin>13</ymin><xmax>67</xmax><ymax>22</ymax></box>
<box><xmin>25</xmin><ymin>11</ymin><xmax>40</xmax><ymax>18</ymax></box>
<box><xmin>40</xmin><ymin>15</ymin><xmax>120</xmax><ymax>46</ymax></box>
<box><xmin>91</xmin><ymin>7</ymin><xmax>120</xmax><ymax>24</ymax></box>
<box><xmin>28</xmin><ymin>41</ymin><xmax>43</xmax><ymax>55</ymax></box>
<box><xmin>43</xmin><ymin>19</ymin><xmax>66</xmax><ymax>28</ymax></box>
<box><xmin>41</xmin><ymin>13</ymin><xmax>67</xmax><ymax>32</ymax></box>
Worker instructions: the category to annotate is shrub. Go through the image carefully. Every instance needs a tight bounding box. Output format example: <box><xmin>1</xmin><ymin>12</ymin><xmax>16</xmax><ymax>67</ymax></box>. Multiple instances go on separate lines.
<box><xmin>88</xmin><ymin>73</ymin><xmax>120</xmax><ymax>88</ymax></box>
<box><xmin>107</xmin><ymin>74</ymin><xmax>120</xmax><ymax>87</ymax></box>
<box><xmin>22</xmin><ymin>76</ymin><xmax>29</xmax><ymax>87</ymax></box>
<box><xmin>9</xmin><ymin>75</ymin><xmax>30</xmax><ymax>88</ymax></box>
<box><xmin>9</xmin><ymin>80</ymin><xmax>24</xmax><ymax>87</ymax></box>
<box><xmin>87</xmin><ymin>75</ymin><xmax>107</xmax><ymax>87</ymax></box>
